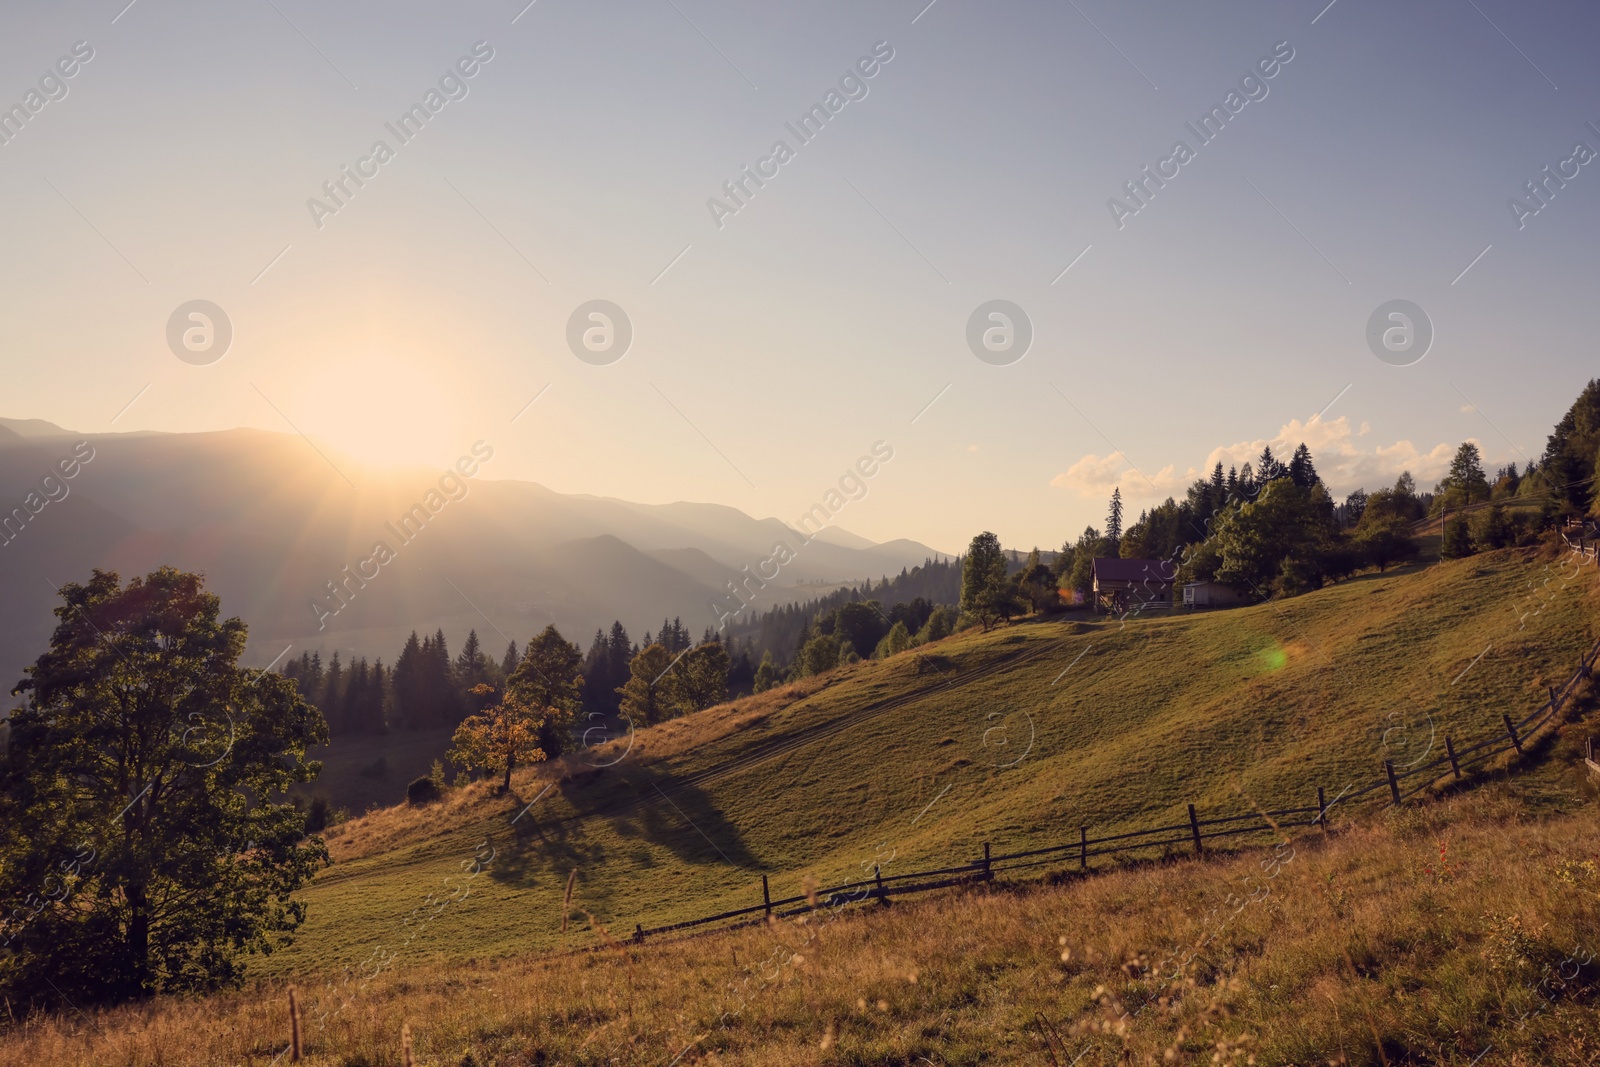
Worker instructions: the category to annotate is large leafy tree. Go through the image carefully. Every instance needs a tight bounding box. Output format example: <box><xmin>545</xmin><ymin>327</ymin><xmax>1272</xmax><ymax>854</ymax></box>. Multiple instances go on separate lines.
<box><xmin>667</xmin><ymin>640</ymin><xmax>730</xmax><ymax>713</ymax></box>
<box><xmin>507</xmin><ymin>625</ymin><xmax>583</xmax><ymax>757</ymax></box>
<box><xmin>1353</xmin><ymin>512</ymin><xmax>1419</xmax><ymax>573</ymax></box>
<box><xmin>616</xmin><ymin>643</ymin><xmax>674</xmax><ymax>726</ymax></box>
<box><xmin>1064</xmin><ymin>526</ymin><xmax>1104</xmax><ymax>606</ymax></box>
<box><xmin>0</xmin><ymin>567</ymin><xmax>327</xmax><ymax>1006</ymax></box>
<box><xmin>959</xmin><ymin>531</ymin><xmax>1017</xmax><ymax>631</ymax></box>
<box><xmin>1013</xmin><ymin>547</ymin><xmax>1059</xmax><ymax>614</ymax></box>
<box><xmin>1212</xmin><ymin>480</ymin><xmax>1338</xmax><ymax>597</ymax></box>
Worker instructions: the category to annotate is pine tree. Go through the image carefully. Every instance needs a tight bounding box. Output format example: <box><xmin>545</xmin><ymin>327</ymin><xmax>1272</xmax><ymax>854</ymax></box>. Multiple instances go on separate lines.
<box><xmin>1287</xmin><ymin>443</ymin><xmax>1318</xmax><ymax>490</ymax></box>
<box><xmin>321</xmin><ymin>651</ymin><xmax>344</xmax><ymax>735</ymax></box>
<box><xmin>427</xmin><ymin>629</ymin><xmax>459</xmax><ymax>728</ymax></box>
<box><xmin>581</xmin><ymin>629</ymin><xmax>609</xmax><ymax>715</ymax></box>
<box><xmin>338</xmin><ymin>658</ymin><xmax>365</xmax><ymax>737</ymax></box>
<box><xmin>455</xmin><ymin>629</ymin><xmax>489</xmax><ymax>694</ymax></box>
<box><xmin>1105</xmin><ymin>488</ymin><xmax>1124</xmax><ymax>552</ymax></box>
<box><xmin>363</xmin><ymin>658</ymin><xmax>389</xmax><ymax>733</ymax></box>
<box><xmin>1257</xmin><ymin>445</ymin><xmax>1284</xmax><ymax>483</ymax></box>
<box><xmin>392</xmin><ymin>631</ymin><xmax>426</xmax><ymax>729</ymax></box>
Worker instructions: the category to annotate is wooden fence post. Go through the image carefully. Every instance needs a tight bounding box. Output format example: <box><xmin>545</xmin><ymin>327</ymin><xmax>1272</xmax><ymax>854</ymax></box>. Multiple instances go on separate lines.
<box><xmin>873</xmin><ymin>864</ymin><xmax>888</xmax><ymax>906</ymax></box>
<box><xmin>762</xmin><ymin>874</ymin><xmax>771</xmax><ymax>917</ymax></box>
<box><xmin>1503</xmin><ymin>714</ymin><xmax>1523</xmax><ymax>754</ymax></box>
<box><xmin>1079</xmin><ymin>825</ymin><xmax>1088</xmax><ymax>870</ymax></box>
<box><xmin>1187</xmin><ymin>803</ymin><xmax>1203</xmax><ymax>856</ymax></box>
<box><xmin>1445</xmin><ymin>736</ymin><xmax>1461</xmax><ymax>780</ymax></box>
<box><xmin>981</xmin><ymin>842</ymin><xmax>991</xmax><ymax>880</ymax></box>
<box><xmin>1316</xmin><ymin>786</ymin><xmax>1327</xmax><ymax>829</ymax></box>
<box><xmin>633</xmin><ymin>923</ymin><xmax>644</xmax><ymax>944</ymax></box>
<box><xmin>1550</xmin><ymin>685</ymin><xmax>1560</xmax><ymax>712</ymax></box>
<box><xmin>1384</xmin><ymin>760</ymin><xmax>1401</xmax><ymax>806</ymax></box>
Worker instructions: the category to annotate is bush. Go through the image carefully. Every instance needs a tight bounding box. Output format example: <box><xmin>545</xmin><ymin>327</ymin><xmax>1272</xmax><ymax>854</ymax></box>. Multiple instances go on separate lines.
<box><xmin>406</xmin><ymin>775</ymin><xmax>442</xmax><ymax>806</ymax></box>
<box><xmin>1441</xmin><ymin>516</ymin><xmax>1474</xmax><ymax>559</ymax></box>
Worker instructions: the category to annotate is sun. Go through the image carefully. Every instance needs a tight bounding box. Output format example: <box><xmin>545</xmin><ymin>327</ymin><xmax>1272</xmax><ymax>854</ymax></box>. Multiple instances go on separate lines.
<box><xmin>288</xmin><ymin>352</ymin><xmax>470</xmax><ymax>470</ymax></box>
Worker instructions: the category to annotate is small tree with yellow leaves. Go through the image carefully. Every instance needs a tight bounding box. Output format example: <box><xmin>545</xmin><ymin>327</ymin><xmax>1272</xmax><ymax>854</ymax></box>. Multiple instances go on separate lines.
<box><xmin>448</xmin><ymin>684</ymin><xmax>545</xmax><ymax>793</ymax></box>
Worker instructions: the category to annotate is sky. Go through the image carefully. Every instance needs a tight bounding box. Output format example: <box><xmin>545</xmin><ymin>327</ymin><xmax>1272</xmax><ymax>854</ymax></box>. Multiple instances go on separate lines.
<box><xmin>2</xmin><ymin>0</ymin><xmax>1598</xmax><ymax>555</ymax></box>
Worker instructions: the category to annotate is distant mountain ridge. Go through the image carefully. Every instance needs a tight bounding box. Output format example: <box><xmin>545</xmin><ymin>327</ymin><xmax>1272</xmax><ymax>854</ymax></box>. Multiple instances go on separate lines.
<box><xmin>0</xmin><ymin>419</ymin><xmax>946</xmax><ymax>691</ymax></box>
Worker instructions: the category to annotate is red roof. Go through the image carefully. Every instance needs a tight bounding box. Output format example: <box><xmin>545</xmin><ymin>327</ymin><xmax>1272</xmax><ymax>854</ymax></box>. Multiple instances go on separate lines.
<box><xmin>1091</xmin><ymin>557</ymin><xmax>1177</xmax><ymax>583</ymax></box>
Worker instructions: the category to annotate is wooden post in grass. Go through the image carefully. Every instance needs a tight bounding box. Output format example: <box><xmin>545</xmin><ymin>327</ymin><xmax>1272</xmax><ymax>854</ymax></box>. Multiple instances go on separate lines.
<box><xmin>633</xmin><ymin>923</ymin><xmax>644</xmax><ymax>944</ymax></box>
<box><xmin>1550</xmin><ymin>685</ymin><xmax>1560</xmax><ymax>712</ymax></box>
<box><xmin>1384</xmin><ymin>760</ymin><xmax>1401</xmax><ymax>806</ymax></box>
<box><xmin>1503</xmin><ymin>714</ymin><xmax>1523</xmax><ymax>754</ymax></box>
<box><xmin>1316</xmin><ymin>786</ymin><xmax>1327</xmax><ymax>829</ymax></box>
<box><xmin>874</xmin><ymin>864</ymin><xmax>888</xmax><ymax>906</ymax></box>
<box><xmin>982</xmin><ymin>842</ymin><xmax>991</xmax><ymax>879</ymax></box>
<box><xmin>1445</xmin><ymin>736</ymin><xmax>1461</xmax><ymax>780</ymax></box>
<box><xmin>762</xmin><ymin>874</ymin><xmax>771</xmax><ymax>917</ymax></box>
<box><xmin>1079</xmin><ymin>825</ymin><xmax>1088</xmax><ymax>870</ymax></box>
<box><xmin>1187</xmin><ymin>804</ymin><xmax>1203</xmax><ymax>856</ymax></box>
<box><xmin>288</xmin><ymin>986</ymin><xmax>302</xmax><ymax>1063</ymax></box>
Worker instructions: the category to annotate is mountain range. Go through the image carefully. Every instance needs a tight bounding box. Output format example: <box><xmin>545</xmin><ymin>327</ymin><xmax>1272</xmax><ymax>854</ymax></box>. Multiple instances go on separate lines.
<box><xmin>0</xmin><ymin>418</ymin><xmax>944</xmax><ymax>690</ymax></box>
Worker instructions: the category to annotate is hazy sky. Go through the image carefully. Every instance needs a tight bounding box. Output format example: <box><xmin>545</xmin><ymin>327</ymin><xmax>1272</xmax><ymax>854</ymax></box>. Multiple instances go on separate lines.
<box><xmin>3</xmin><ymin>0</ymin><xmax>1598</xmax><ymax>554</ymax></box>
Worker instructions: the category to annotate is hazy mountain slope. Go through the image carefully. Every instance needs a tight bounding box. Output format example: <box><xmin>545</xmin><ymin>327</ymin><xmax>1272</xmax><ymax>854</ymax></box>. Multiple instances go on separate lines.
<box><xmin>0</xmin><ymin>423</ymin><xmax>942</xmax><ymax>688</ymax></box>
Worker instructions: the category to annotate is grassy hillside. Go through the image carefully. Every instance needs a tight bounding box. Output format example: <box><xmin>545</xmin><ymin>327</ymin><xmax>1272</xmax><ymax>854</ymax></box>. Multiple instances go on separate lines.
<box><xmin>256</xmin><ymin>547</ymin><xmax>1598</xmax><ymax>984</ymax></box>
<box><xmin>8</xmin><ymin>770</ymin><xmax>1597</xmax><ymax>1065</ymax></box>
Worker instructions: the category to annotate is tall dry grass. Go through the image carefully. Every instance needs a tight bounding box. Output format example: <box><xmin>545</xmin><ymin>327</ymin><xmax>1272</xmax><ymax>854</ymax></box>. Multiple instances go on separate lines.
<box><xmin>4</xmin><ymin>780</ymin><xmax>1595</xmax><ymax>1066</ymax></box>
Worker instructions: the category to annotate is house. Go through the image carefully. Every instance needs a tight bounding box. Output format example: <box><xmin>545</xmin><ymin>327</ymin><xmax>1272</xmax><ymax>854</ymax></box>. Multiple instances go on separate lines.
<box><xmin>1182</xmin><ymin>580</ymin><xmax>1247</xmax><ymax>609</ymax></box>
<box><xmin>1090</xmin><ymin>557</ymin><xmax>1176</xmax><ymax>614</ymax></box>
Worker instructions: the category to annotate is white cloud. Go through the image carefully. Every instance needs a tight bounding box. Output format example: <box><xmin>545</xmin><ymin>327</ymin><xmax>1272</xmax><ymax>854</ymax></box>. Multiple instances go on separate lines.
<box><xmin>1049</xmin><ymin>451</ymin><xmax>1197</xmax><ymax>500</ymax></box>
<box><xmin>1049</xmin><ymin>416</ymin><xmax>1461</xmax><ymax>500</ymax></box>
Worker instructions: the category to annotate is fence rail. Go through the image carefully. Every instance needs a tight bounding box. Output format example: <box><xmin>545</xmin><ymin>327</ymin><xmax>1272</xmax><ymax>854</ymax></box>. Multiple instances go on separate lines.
<box><xmin>629</xmin><ymin>550</ymin><xmax>1600</xmax><ymax>945</ymax></box>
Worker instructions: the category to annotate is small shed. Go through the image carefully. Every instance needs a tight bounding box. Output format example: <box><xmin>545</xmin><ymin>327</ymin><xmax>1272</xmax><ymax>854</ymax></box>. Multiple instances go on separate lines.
<box><xmin>1090</xmin><ymin>558</ymin><xmax>1176</xmax><ymax>614</ymax></box>
<box><xmin>1182</xmin><ymin>580</ymin><xmax>1247</xmax><ymax>609</ymax></box>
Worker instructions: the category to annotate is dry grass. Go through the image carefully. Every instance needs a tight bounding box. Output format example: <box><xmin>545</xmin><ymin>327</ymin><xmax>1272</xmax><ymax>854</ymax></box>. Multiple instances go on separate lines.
<box><xmin>6</xmin><ymin>778</ymin><xmax>1597</xmax><ymax>1066</ymax></box>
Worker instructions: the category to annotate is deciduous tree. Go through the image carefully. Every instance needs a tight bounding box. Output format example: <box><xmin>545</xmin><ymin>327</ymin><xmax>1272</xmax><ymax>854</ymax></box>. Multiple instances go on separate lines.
<box><xmin>960</xmin><ymin>531</ymin><xmax>1018</xmax><ymax>631</ymax></box>
<box><xmin>447</xmin><ymin>684</ymin><xmax>545</xmax><ymax>793</ymax></box>
<box><xmin>507</xmin><ymin>625</ymin><xmax>583</xmax><ymax>757</ymax></box>
<box><xmin>0</xmin><ymin>567</ymin><xmax>327</xmax><ymax>1006</ymax></box>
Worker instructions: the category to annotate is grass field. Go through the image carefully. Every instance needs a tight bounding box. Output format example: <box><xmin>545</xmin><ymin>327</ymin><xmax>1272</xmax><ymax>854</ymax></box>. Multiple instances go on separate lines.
<box><xmin>5</xmin><ymin>546</ymin><xmax>1599</xmax><ymax>1065</ymax></box>
<box><xmin>256</xmin><ymin>547</ymin><xmax>1598</xmax><ymax>983</ymax></box>
<box><xmin>6</xmin><ymin>752</ymin><xmax>1597</xmax><ymax>1065</ymax></box>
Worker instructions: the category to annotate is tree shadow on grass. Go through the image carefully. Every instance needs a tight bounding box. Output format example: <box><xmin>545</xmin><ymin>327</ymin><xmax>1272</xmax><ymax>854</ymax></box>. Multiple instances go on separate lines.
<box><xmin>483</xmin><ymin>758</ymin><xmax>756</xmax><ymax>899</ymax></box>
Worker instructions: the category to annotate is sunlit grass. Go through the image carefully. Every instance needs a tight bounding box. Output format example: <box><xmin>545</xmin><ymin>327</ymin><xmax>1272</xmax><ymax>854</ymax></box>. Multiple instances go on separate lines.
<box><xmin>5</xmin><ymin>773</ymin><xmax>1597</xmax><ymax>1065</ymax></box>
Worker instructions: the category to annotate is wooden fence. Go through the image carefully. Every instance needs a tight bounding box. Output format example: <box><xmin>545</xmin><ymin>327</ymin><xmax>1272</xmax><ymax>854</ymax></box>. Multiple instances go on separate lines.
<box><xmin>631</xmin><ymin>568</ymin><xmax>1600</xmax><ymax>944</ymax></box>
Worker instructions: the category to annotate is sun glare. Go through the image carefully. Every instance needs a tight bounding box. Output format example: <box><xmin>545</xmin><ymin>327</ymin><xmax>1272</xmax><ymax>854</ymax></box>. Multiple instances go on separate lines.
<box><xmin>289</xmin><ymin>353</ymin><xmax>469</xmax><ymax>471</ymax></box>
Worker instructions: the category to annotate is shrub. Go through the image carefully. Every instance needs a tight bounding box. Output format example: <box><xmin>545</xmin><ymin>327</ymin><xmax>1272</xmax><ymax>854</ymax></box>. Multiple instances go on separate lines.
<box><xmin>406</xmin><ymin>776</ymin><xmax>442</xmax><ymax>806</ymax></box>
